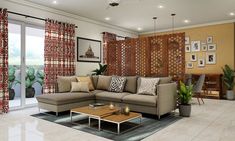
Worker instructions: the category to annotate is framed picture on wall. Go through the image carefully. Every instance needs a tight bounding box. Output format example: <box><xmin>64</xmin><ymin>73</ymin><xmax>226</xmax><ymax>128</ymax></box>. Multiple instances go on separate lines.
<box><xmin>198</xmin><ymin>59</ymin><xmax>205</xmax><ymax>67</ymax></box>
<box><xmin>207</xmin><ymin>36</ymin><xmax>213</xmax><ymax>44</ymax></box>
<box><xmin>185</xmin><ymin>37</ymin><xmax>190</xmax><ymax>44</ymax></box>
<box><xmin>190</xmin><ymin>54</ymin><xmax>197</xmax><ymax>62</ymax></box>
<box><xmin>207</xmin><ymin>44</ymin><xmax>216</xmax><ymax>51</ymax></box>
<box><xmin>201</xmin><ymin>44</ymin><xmax>207</xmax><ymax>51</ymax></box>
<box><xmin>185</xmin><ymin>45</ymin><xmax>191</xmax><ymax>53</ymax></box>
<box><xmin>77</xmin><ymin>37</ymin><xmax>101</xmax><ymax>63</ymax></box>
<box><xmin>186</xmin><ymin>62</ymin><xmax>193</xmax><ymax>69</ymax></box>
<box><xmin>206</xmin><ymin>52</ymin><xmax>216</xmax><ymax>64</ymax></box>
<box><xmin>191</xmin><ymin>41</ymin><xmax>201</xmax><ymax>52</ymax></box>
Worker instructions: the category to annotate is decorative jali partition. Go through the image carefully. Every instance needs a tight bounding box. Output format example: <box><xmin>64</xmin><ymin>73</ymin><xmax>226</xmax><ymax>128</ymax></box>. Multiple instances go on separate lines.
<box><xmin>106</xmin><ymin>33</ymin><xmax>185</xmax><ymax>77</ymax></box>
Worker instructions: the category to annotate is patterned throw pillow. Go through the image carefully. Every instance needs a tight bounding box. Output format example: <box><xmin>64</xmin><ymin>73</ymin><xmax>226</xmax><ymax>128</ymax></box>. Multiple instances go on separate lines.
<box><xmin>109</xmin><ymin>76</ymin><xmax>127</xmax><ymax>93</ymax></box>
<box><xmin>138</xmin><ymin>77</ymin><xmax>160</xmax><ymax>95</ymax></box>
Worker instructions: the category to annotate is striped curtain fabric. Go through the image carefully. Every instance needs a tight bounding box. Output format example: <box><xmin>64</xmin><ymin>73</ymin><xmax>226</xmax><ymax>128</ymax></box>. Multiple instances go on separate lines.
<box><xmin>44</xmin><ymin>19</ymin><xmax>76</xmax><ymax>94</ymax></box>
<box><xmin>102</xmin><ymin>32</ymin><xmax>116</xmax><ymax>64</ymax></box>
<box><xmin>0</xmin><ymin>8</ymin><xmax>9</xmax><ymax>113</ymax></box>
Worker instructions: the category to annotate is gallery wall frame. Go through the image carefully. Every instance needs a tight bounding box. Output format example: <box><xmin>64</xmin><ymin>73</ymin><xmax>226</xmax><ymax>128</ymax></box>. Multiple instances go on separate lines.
<box><xmin>77</xmin><ymin>37</ymin><xmax>101</xmax><ymax>63</ymax></box>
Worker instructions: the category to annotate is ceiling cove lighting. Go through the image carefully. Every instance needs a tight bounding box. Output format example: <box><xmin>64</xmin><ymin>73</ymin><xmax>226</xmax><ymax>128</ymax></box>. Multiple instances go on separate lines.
<box><xmin>105</xmin><ymin>17</ymin><xmax>110</xmax><ymax>21</ymax></box>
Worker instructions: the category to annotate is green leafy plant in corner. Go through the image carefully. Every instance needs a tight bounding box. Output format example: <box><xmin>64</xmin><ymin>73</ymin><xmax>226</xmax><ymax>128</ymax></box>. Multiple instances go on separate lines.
<box><xmin>36</xmin><ymin>70</ymin><xmax>44</xmax><ymax>86</ymax></box>
<box><xmin>25</xmin><ymin>67</ymin><xmax>37</xmax><ymax>89</ymax></box>
<box><xmin>92</xmin><ymin>63</ymin><xmax>107</xmax><ymax>75</ymax></box>
<box><xmin>178</xmin><ymin>81</ymin><xmax>193</xmax><ymax>105</ymax></box>
<box><xmin>8</xmin><ymin>66</ymin><xmax>21</xmax><ymax>89</ymax></box>
<box><xmin>222</xmin><ymin>64</ymin><xmax>235</xmax><ymax>90</ymax></box>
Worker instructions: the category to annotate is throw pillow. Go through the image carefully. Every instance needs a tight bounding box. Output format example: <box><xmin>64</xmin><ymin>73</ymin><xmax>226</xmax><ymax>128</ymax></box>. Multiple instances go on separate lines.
<box><xmin>124</xmin><ymin>76</ymin><xmax>138</xmax><ymax>94</ymax></box>
<box><xmin>70</xmin><ymin>82</ymin><xmax>89</xmax><ymax>92</ymax></box>
<box><xmin>96</xmin><ymin>75</ymin><xmax>112</xmax><ymax>90</ymax></box>
<box><xmin>57</xmin><ymin>76</ymin><xmax>77</xmax><ymax>92</ymax></box>
<box><xmin>76</xmin><ymin>76</ymin><xmax>95</xmax><ymax>91</ymax></box>
<box><xmin>137</xmin><ymin>77</ymin><xmax>160</xmax><ymax>95</ymax></box>
<box><xmin>109</xmin><ymin>76</ymin><xmax>127</xmax><ymax>93</ymax></box>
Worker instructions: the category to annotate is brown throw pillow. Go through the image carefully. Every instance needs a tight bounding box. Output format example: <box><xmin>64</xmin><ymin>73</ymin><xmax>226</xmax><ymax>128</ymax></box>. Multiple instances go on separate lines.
<box><xmin>96</xmin><ymin>75</ymin><xmax>112</xmax><ymax>90</ymax></box>
<box><xmin>70</xmin><ymin>82</ymin><xmax>89</xmax><ymax>92</ymax></box>
<box><xmin>76</xmin><ymin>76</ymin><xmax>95</xmax><ymax>91</ymax></box>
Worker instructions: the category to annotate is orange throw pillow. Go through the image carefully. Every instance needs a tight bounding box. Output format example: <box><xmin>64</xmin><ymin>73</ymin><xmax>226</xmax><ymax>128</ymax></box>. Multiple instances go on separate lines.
<box><xmin>76</xmin><ymin>76</ymin><xmax>95</xmax><ymax>91</ymax></box>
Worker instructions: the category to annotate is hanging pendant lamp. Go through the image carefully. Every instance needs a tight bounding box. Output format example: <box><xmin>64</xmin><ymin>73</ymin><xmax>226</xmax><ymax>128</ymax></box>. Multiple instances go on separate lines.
<box><xmin>153</xmin><ymin>16</ymin><xmax>158</xmax><ymax>45</ymax></box>
<box><xmin>169</xmin><ymin>13</ymin><xmax>179</xmax><ymax>48</ymax></box>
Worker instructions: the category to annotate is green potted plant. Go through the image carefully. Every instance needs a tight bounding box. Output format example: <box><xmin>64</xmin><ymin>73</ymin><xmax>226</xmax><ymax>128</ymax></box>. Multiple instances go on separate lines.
<box><xmin>8</xmin><ymin>66</ymin><xmax>20</xmax><ymax>100</ymax></box>
<box><xmin>222</xmin><ymin>65</ymin><xmax>235</xmax><ymax>100</ymax></box>
<box><xmin>25</xmin><ymin>67</ymin><xmax>37</xmax><ymax>98</ymax></box>
<box><xmin>178</xmin><ymin>81</ymin><xmax>193</xmax><ymax>117</ymax></box>
<box><xmin>36</xmin><ymin>70</ymin><xmax>44</xmax><ymax>93</ymax></box>
<box><xmin>92</xmin><ymin>63</ymin><xmax>107</xmax><ymax>75</ymax></box>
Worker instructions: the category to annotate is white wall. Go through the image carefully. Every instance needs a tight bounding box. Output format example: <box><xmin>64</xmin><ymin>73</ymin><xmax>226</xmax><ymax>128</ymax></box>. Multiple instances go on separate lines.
<box><xmin>1</xmin><ymin>0</ymin><xmax>138</xmax><ymax>75</ymax></box>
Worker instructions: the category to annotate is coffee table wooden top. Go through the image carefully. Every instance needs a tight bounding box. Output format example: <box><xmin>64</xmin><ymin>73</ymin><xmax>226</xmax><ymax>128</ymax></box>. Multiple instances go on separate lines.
<box><xmin>102</xmin><ymin>112</ymin><xmax>142</xmax><ymax>123</ymax></box>
<box><xmin>71</xmin><ymin>105</ymin><xmax>119</xmax><ymax>117</ymax></box>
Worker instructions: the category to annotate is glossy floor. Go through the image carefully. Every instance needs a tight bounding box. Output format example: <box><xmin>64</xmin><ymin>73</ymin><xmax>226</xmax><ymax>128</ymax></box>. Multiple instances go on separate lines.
<box><xmin>1</xmin><ymin>99</ymin><xmax>235</xmax><ymax>141</ymax></box>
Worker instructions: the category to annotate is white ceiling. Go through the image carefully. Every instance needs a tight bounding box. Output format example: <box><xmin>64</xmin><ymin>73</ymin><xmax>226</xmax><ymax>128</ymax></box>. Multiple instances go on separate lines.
<box><xmin>25</xmin><ymin>0</ymin><xmax>235</xmax><ymax>33</ymax></box>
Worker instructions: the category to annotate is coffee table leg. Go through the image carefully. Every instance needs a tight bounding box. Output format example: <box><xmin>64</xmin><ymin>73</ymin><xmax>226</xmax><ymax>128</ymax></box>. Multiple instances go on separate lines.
<box><xmin>70</xmin><ymin>111</ymin><xmax>72</xmax><ymax>122</ymax></box>
<box><xmin>88</xmin><ymin>117</ymin><xmax>91</xmax><ymax>127</ymax></box>
<box><xmin>117</xmin><ymin>123</ymin><xmax>120</xmax><ymax>134</ymax></box>
<box><xmin>98</xmin><ymin>118</ymin><xmax>101</xmax><ymax>131</ymax></box>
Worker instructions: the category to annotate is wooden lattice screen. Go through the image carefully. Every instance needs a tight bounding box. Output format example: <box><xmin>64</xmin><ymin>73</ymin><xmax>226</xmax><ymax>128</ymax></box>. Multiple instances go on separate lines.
<box><xmin>106</xmin><ymin>33</ymin><xmax>185</xmax><ymax>77</ymax></box>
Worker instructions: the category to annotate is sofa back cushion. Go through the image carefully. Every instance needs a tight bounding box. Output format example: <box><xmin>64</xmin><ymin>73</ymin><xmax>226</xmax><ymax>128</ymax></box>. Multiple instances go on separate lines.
<box><xmin>91</xmin><ymin>75</ymin><xmax>99</xmax><ymax>89</ymax></box>
<box><xmin>124</xmin><ymin>76</ymin><xmax>138</xmax><ymax>94</ymax></box>
<box><xmin>159</xmin><ymin>77</ymin><xmax>172</xmax><ymax>84</ymax></box>
<box><xmin>109</xmin><ymin>76</ymin><xmax>126</xmax><ymax>93</ymax></box>
<box><xmin>76</xmin><ymin>76</ymin><xmax>95</xmax><ymax>91</ymax></box>
<box><xmin>96</xmin><ymin>75</ymin><xmax>112</xmax><ymax>90</ymax></box>
<box><xmin>57</xmin><ymin>76</ymin><xmax>77</xmax><ymax>92</ymax></box>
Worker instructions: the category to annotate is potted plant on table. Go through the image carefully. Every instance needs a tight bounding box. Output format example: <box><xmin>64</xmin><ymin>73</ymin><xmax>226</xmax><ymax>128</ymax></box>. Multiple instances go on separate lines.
<box><xmin>178</xmin><ymin>81</ymin><xmax>193</xmax><ymax>117</ymax></box>
<box><xmin>25</xmin><ymin>67</ymin><xmax>37</xmax><ymax>98</ymax></box>
<box><xmin>8</xmin><ymin>66</ymin><xmax>21</xmax><ymax>100</ymax></box>
<box><xmin>222</xmin><ymin>65</ymin><xmax>235</xmax><ymax>100</ymax></box>
<box><xmin>92</xmin><ymin>63</ymin><xmax>107</xmax><ymax>75</ymax></box>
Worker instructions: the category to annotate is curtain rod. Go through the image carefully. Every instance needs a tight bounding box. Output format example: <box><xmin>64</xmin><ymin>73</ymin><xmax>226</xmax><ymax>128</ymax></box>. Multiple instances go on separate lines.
<box><xmin>8</xmin><ymin>11</ymin><xmax>78</xmax><ymax>28</ymax></box>
<box><xmin>101</xmin><ymin>32</ymin><xmax>128</xmax><ymax>39</ymax></box>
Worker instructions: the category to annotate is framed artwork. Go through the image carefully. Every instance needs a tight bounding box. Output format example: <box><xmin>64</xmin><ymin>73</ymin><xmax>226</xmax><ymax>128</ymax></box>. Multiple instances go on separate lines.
<box><xmin>207</xmin><ymin>36</ymin><xmax>213</xmax><ymax>44</ymax></box>
<box><xmin>207</xmin><ymin>44</ymin><xmax>216</xmax><ymax>51</ymax></box>
<box><xmin>185</xmin><ymin>45</ymin><xmax>191</xmax><ymax>53</ymax></box>
<box><xmin>201</xmin><ymin>44</ymin><xmax>207</xmax><ymax>51</ymax></box>
<box><xmin>206</xmin><ymin>52</ymin><xmax>216</xmax><ymax>64</ymax></box>
<box><xmin>190</xmin><ymin>54</ymin><xmax>197</xmax><ymax>62</ymax></box>
<box><xmin>77</xmin><ymin>37</ymin><xmax>101</xmax><ymax>63</ymax></box>
<box><xmin>186</xmin><ymin>62</ymin><xmax>193</xmax><ymax>69</ymax></box>
<box><xmin>191</xmin><ymin>41</ymin><xmax>200</xmax><ymax>52</ymax></box>
<box><xmin>198</xmin><ymin>59</ymin><xmax>205</xmax><ymax>67</ymax></box>
<box><xmin>185</xmin><ymin>37</ymin><xmax>190</xmax><ymax>44</ymax></box>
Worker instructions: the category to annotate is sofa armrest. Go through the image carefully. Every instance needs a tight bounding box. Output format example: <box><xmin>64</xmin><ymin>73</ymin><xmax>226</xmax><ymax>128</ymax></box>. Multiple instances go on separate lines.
<box><xmin>157</xmin><ymin>82</ymin><xmax>177</xmax><ymax>118</ymax></box>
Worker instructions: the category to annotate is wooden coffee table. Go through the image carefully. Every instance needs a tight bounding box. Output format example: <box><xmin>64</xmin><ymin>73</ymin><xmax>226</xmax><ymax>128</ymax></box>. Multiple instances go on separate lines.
<box><xmin>70</xmin><ymin>105</ymin><xmax>142</xmax><ymax>134</ymax></box>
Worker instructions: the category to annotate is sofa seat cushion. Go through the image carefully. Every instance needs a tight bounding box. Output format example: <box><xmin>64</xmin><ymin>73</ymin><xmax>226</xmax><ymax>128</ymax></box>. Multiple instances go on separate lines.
<box><xmin>36</xmin><ymin>92</ymin><xmax>95</xmax><ymax>105</ymax></box>
<box><xmin>95</xmin><ymin>92</ymin><xmax>131</xmax><ymax>102</ymax></box>
<box><xmin>122</xmin><ymin>94</ymin><xmax>157</xmax><ymax>107</ymax></box>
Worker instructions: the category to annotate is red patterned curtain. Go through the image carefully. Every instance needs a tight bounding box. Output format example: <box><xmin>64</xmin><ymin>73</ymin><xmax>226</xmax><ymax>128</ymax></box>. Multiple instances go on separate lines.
<box><xmin>0</xmin><ymin>8</ymin><xmax>9</xmax><ymax>113</ymax></box>
<box><xmin>102</xmin><ymin>32</ymin><xmax>116</xmax><ymax>64</ymax></box>
<box><xmin>44</xmin><ymin>19</ymin><xmax>75</xmax><ymax>94</ymax></box>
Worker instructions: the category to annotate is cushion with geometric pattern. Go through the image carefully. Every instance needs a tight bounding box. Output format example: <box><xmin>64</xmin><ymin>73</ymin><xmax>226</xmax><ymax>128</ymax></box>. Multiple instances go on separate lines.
<box><xmin>109</xmin><ymin>76</ymin><xmax>127</xmax><ymax>93</ymax></box>
<box><xmin>138</xmin><ymin>77</ymin><xmax>160</xmax><ymax>96</ymax></box>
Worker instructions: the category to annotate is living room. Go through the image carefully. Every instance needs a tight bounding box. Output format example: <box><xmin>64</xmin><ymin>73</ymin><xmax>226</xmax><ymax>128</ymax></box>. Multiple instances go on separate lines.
<box><xmin>0</xmin><ymin>0</ymin><xmax>235</xmax><ymax>141</ymax></box>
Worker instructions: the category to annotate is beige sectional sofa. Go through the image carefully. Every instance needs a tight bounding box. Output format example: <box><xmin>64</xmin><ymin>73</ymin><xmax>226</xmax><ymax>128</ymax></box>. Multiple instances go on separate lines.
<box><xmin>36</xmin><ymin>75</ymin><xmax>177</xmax><ymax>119</ymax></box>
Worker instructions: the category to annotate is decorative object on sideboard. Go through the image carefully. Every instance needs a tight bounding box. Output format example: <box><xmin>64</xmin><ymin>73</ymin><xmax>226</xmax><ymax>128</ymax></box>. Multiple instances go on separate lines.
<box><xmin>198</xmin><ymin>59</ymin><xmax>205</xmax><ymax>67</ymax></box>
<box><xmin>185</xmin><ymin>36</ymin><xmax>190</xmax><ymax>44</ymax></box>
<box><xmin>191</xmin><ymin>41</ymin><xmax>200</xmax><ymax>52</ymax></box>
<box><xmin>201</xmin><ymin>43</ymin><xmax>207</xmax><ymax>51</ymax></box>
<box><xmin>178</xmin><ymin>81</ymin><xmax>193</xmax><ymax>117</ymax></box>
<box><xmin>77</xmin><ymin>37</ymin><xmax>101</xmax><ymax>63</ymax></box>
<box><xmin>190</xmin><ymin>54</ymin><xmax>197</xmax><ymax>62</ymax></box>
<box><xmin>207</xmin><ymin>36</ymin><xmax>213</xmax><ymax>44</ymax></box>
<box><xmin>185</xmin><ymin>45</ymin><xmax>191</xmax><ymax>53</ymax></box>
<box><xmin>206</xmin><ymin>52</ymin><xmax>216</xmax><ymax>64</ymax></box>
<box><xmin>186</xmin><ymin>62</ymin><xmax>193</xmax><ymax>69</ymax></box>
<box><xmin>92</xmin><ymin>63</ymin><xmax>107</xmax><ymax>75</ymax></box>
<box><xmin>207</xmin><ymin>44</ymin><xmax>216</xmax><ymax>51</ymax></box>
<box><xmin>222</xmin><ymin>65</ymin><xmax>235</xmax><ymax>100</ymax></box>
<box><xmin>109</xmin><ymin>102</ymin><xmax>114</xmax><ymax>110</ymax></box>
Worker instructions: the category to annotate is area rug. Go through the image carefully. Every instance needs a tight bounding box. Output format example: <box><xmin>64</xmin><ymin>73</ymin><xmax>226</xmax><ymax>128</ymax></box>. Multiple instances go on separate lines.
<box><xmin>32</xmin><ymin>112</ymin><xmax>181</xmax><ymax>141</ymax></box>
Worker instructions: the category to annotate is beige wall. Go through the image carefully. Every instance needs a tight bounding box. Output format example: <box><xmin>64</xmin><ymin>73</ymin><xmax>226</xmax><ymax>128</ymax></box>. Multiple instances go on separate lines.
<box><xmin>141</xmin><ymin>23</ymin><xmax>235</xmax><ymax>74</ymax></box>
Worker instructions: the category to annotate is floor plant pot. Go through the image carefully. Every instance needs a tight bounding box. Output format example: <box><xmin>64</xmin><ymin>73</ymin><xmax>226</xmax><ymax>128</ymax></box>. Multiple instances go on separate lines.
<box><xmin>26</xmin><ymin>87</ymin><xmax>35</xmax><ymax>98</ymax></box>
<box><xmin>179</xmin><ymin>104</ymin><xmax>191</xmax><ymax>117</ymax></box>
<box><xmin>9</xmin><ymin>89</ymin><xmax>15</xmax><ymax>100</ymax></box>
<box><xmin>226</xmin><ymin>90</ymin><xmax>234</xmax><ymax>100</ymax></box>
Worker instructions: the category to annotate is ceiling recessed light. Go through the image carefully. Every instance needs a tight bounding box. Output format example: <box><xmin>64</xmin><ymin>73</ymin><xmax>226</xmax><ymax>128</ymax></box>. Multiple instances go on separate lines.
<box><xmin>137</xmin><ymin>27</ymin><xmax>142</xmax><ymax>31</ymax></box>
<box><xmin>158</xmin><ymin>5</ymin><xmax>164</xmax><ymax>9</ymax></box>
<box><xmin>183</xmin><ymin>20</ymin><xmax>190</xmax><ymax>23</ymax></box>
<box><xmin>105</xmin><ymin>17</ymin><xmax>110</xmax><ymax>21</ymax></box>
<box><xmin>53</xmin><ymin>0</ymin><xmax>57</xmax><ymax>4</ymax></box>
<box><xmin>229</xmin><ymin>12</ymin><xmax>235</xmax><ymax>16</ymax></box>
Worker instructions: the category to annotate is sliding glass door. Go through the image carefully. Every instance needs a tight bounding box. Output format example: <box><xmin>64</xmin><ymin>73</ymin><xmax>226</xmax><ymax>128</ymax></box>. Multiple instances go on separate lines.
<box><xmin>8</xmin><ymin>21</ymin><xmax>45</xmax><ymax>109</ymax></box>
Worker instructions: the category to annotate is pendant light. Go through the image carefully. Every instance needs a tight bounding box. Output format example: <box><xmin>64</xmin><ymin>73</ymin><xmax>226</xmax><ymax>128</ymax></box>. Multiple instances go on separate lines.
<box><xmin>170</xmin><ymin>13</ymin><xmax>179</xmax><ymax>48</ymax></box>
<box><xmin>153</xmin><ymin>16</ymin><xmax>158</xmax><ymax>45</ymax></box>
